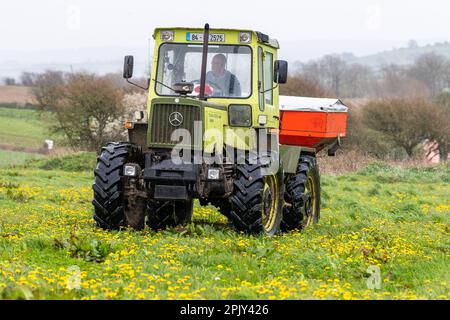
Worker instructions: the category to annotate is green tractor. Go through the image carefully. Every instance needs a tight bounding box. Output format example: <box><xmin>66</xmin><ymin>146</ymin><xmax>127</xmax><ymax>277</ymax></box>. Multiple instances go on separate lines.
<box><xmin>92</xmin><ymin>24</ymin><xmax>346</xmax><ymax>235</ymax></box>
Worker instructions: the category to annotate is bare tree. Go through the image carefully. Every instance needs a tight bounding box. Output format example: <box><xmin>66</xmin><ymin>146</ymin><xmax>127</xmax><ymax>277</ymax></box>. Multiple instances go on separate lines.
<box><xmin>408</xmin><ymin>53</ymin><xmax>450</xmax><ymax>97</ymax></box>
<box><xmin>435</xmin><ymin>91</ymin><xmax>450</xmax><ymax>160</ymax></box>
<box><xmin>2</xmin><ymin>77</ymin><xmax>16</xmax><ymax>86</ymax></box>
<box><xmin>375</xmin><ymin>64</ymin><xmax>428</xmax><ymax>99</ymax></box>
<box><xmin>297</xmin><ymin>60</ymin><xmax>322</xmax><ymax>86</ymax></box>
<box><xmin>297</xmin><ymin>55</ymin><xmax>348</xmax><ymax>97</ymax></box>
<box><xmin>280</xmin><ymin>75</ymin><xmax>330</xmax><ymax>98</ymax></box>
<box><xmin>20</xmin><ymin>72</ymin><xmax>38</xmax><ymax>86</ymax></box>
<box><xmin>319</xmin><ymin>55</ymin><xmax>347</xmax><ymax>96</ymax></box>
<box><xmin>31</xmin><ymin>71</ymin><xmax>65</xmax><ymax>111</ymax></box>
<box><xmin>408</xmin><ymin>39</ymin><xmax>419</xmax><ymax>49</ymax></box>
<box><xmin>341</xmin><ymin>63</ymin><xmax>375</xmax><ymax>98</ymax></box>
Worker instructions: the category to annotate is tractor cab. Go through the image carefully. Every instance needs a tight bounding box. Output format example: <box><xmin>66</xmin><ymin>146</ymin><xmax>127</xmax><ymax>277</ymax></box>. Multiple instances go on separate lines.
<box><xmin>148</xmin><ymin>27</ymin><xmax>285</xmax><ymax>100</ymax></box>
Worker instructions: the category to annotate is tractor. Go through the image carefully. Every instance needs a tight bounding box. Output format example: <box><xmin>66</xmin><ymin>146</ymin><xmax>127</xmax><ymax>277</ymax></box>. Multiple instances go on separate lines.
<box><xmin>92</xmin><ymin>24</ymin><xmax>347</xmax><ymax>235</ymax></box>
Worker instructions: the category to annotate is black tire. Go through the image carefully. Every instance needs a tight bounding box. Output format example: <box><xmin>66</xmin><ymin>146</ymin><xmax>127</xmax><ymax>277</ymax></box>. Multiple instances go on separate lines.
<box><xmin>92</xmin><ymin>142</ymin><xmax>141</xmax><ymax>230</ymax></box>
<box><xmin>228</xmin><ymin>157</ymin><xmax>283</xmax><ymax>236</ymax></box>
<box><xmin>281</xmin><ymin>154</ymin><xmax>321</xmax><ymax>231</ymax></box>
<box><xmin>146</xmin><ymin>199</ymin><xmax>193</xmax><ymax>231</ymax></box>
<box><xmin>210</xmin><ymin>199</ymin><xmax>232</xmax><ymax>219</ymax></box>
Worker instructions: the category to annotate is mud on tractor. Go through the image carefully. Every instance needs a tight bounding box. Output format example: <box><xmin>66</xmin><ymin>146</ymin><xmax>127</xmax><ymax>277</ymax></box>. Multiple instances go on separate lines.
<box><xmin>92</xmin><ymin>24</ymin><xmax>347</xmax><ymax>235</ymax></box>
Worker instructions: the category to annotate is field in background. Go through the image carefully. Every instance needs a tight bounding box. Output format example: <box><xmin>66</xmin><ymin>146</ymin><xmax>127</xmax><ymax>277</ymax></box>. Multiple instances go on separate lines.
<box><xmin>0</xmin><ymin>107</ymin><xmax>61</xmax><ymax>152</ymax></box>
<box><xmin>316</xmin><ymin>149</ymin><xmax>440</xmax><ymax>174</ymax></box>
<box><xmin>0</xmin><ymin>106</ymin><xmax>56</xmax><ymax>169</ymax></box>
<box><xmin>0</xmin><ymin>86</ymin><xmax>33</xmax><ymax>106</ymax></box>
<box><xmin>0</xmin><ymin>153</ymin><xmax>448</xmax><ymax>300</ymax></box>
<box><xmin>0</xmin><ymin>150</ymin><xmax>44</xmax><ymax>168</ymax></box>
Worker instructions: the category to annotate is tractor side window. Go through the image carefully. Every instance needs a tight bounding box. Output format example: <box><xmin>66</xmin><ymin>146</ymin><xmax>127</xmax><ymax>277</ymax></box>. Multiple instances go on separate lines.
<box><xmin>258</xmin><ymin>47</ymin><xmax>265</xmax><ymax>111</ymax></box>
<box><xmin>264</xmin><ymin>52</ymin><xmax>273</xmax><ymax>105</ymax></box>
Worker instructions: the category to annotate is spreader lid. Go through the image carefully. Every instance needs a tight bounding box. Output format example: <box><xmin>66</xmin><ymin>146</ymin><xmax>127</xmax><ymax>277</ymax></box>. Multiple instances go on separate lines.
<box><xmin>279</xmin><ymin>96</ymin><xmax>348</xmax><ymax>112</ymax></box>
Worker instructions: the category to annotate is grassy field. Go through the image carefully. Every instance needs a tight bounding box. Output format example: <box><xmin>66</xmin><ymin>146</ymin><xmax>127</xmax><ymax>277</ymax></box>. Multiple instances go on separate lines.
<box><xmin>0</xmin><ymin>154</ymin><xmax>449</xmax><ymax>300</ymax></box>
<box><xmin>0</xmin><ymin>107</ymin><xmax>58</xmax><ymax>149</ymax></box>
<box><xmin>0</xmin><ymin>150</ymin><xmax>45</xmax><ymax>168</ymax></box>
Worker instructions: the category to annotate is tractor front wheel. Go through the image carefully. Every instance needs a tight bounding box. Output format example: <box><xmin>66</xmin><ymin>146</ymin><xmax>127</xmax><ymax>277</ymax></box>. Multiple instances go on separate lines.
<box><xmin>92</xmin><ymin>142</ymin><xmax>141</xmax><ymax>230</ymax></box>
<box><xmin>281</xmin><ymin>154</ymin><xmax>321</xmax><ymax>231</ymax></box>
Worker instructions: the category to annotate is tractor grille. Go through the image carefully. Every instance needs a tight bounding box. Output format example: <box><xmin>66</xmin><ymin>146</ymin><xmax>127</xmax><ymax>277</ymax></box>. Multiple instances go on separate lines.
<box><xmin>150</xmin><ymin>103</ymin><xmax>201</xmax><ymax>146</ymax></box>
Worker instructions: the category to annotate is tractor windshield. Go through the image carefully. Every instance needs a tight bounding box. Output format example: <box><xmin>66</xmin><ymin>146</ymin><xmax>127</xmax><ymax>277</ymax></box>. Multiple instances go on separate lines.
<box><xmin>155</xmin><ymin>43</ymin><xmax>252</xmax><ymax>98</ymax></box>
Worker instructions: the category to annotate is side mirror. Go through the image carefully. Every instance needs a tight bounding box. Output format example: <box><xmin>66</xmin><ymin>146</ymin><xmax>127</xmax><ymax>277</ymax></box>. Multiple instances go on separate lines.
<box><xmin>123</xmin><ymin>55</ymin><xmax>134</xmax><ymax>79</ymax></box>
<box><xmin>274</xmin><ymin>60</ymin><xmax>288</xmax><ymax>84</ymax></box>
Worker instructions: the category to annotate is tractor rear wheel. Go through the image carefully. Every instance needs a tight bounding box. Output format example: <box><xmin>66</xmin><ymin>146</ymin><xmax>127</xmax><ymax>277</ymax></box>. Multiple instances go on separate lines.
<box><xmin>92</xmin><ymin>142</ymin><xmax>141</xmax><ymax>230</ymax></box>
<box><xmin>146</xmin><ymin>200</ymin><xmax>193</xmax><ymax>231</ymax></box>
<box><xmin>281</xmin><ymin>154</ymin><xmax>320</xmax><ymax>231</ymax></box>
<box><xmin>228</xmin><ymin>157</ymin><xmax>283</xmax><ymax>236</ymax></box>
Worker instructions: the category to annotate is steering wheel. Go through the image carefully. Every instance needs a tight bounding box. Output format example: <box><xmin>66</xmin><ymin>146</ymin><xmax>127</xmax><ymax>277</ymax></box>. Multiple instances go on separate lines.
<box><xmin>191</xmin><ymin>80</ymin><xmax>223</xmax><ymax>97</ymax></box>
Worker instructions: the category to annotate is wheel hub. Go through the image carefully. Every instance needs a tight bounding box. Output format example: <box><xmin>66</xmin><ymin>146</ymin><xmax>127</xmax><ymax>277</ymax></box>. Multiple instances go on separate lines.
<box><xmin>262</xmin><ymin>175</ymin><xmax>279</xmax><ymax>233</ymax></box>
<box><xmin>304</xmin><ymin>194</ymin><xmax>312</xmax><ymax>217</ymax></box>
<box><xmin>263</xmin><ymin>185</ymin><xmax>273</xmax><ymax>218</ymax></box>
<box><xmin>303</xmin><ymin>176</ymin><xmax>316</xmax><ymax>225</ymax></box>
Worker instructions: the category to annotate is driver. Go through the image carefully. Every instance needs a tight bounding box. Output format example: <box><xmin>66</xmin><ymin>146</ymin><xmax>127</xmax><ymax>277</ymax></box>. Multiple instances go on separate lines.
<box><xmin>205</xmin><ymin>54</ymin><xmax>241</xmax><ymax>97</ymax></box>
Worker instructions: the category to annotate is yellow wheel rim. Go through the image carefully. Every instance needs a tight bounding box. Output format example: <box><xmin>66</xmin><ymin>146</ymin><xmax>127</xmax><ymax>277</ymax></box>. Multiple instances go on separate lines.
<box><xmin>304</xmin><ymin>175</ymin><xmax>317</xmax><ymax>226</ymax></box>
<box><xmin>262</xmin><ymin>175</ymin><xmax>279</xmax><ymax>232</ymax></box>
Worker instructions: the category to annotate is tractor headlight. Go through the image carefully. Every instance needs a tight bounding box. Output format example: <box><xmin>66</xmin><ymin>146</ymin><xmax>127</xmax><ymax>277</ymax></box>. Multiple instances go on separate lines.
<box><xmin>239</xmin><ymin>32</ymin><xmax>251</xmax><ymax>43</ymax></box>
<box><xmin>229</xmin><ymin>104</ymin><xmax>252</xmax><ymax>127</ymax></box>
<box><xmin>161</xmin><ymin>30</ymin><xmax>174</xmax><ymax>41</ymax></box>
<box><xmin>124</xmin><ymin>165</ymin><xmax>138</xmax><ymax>177</ymax></box>
<box><xmin>207</xmin><ymin>168</ymin><xmax>220</xmax><ymax>180</ymax></box>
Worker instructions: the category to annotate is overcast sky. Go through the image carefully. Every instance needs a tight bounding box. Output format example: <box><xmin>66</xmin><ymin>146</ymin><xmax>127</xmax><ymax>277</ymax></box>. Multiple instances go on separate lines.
<box><xmin>1</xmin><ymin>0</ymin><xmax>449</xmax><ymax>77</ymax></box>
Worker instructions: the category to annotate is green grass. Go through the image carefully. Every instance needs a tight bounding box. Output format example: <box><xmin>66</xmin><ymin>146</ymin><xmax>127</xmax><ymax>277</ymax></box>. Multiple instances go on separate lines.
<box><xmin>0</xmin><ymin>107</ymin><xmax>58</xmax><ymax>149</ymax></box>
<box><xmin>0</xmin><ymin>160</ymin><xmax>449</xmax><ymax>300</ymax></box>
<box><xmin>0</xmin><ymin>150</ymin><xmax>45</xmax><ymax>168</ymax></box>
<box><xmin>27</xmin><ymin>152</ymin><xmax>97</xmax><ymax>172</ymax></box>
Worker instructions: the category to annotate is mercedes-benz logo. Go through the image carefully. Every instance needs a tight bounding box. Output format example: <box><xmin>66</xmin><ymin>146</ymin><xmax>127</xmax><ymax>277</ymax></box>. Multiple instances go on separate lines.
<box><xmin>169</xmin><ymin>112</ymin><xmax>183</xmax><ymax>127</ymax></box>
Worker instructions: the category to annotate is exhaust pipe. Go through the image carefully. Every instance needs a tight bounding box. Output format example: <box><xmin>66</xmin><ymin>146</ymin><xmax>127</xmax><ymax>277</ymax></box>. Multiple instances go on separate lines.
<box><xmin>199</xmin><ymin>23</ymin><xmax>210</xmax><ymax>101</ymax></box>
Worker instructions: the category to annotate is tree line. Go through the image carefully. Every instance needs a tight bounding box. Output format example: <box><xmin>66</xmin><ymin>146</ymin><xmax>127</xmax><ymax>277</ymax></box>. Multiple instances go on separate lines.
<box><xmin>286</xmin><ymin>52</ymin><xmax>450</xmax><ymax>99</ymax></box>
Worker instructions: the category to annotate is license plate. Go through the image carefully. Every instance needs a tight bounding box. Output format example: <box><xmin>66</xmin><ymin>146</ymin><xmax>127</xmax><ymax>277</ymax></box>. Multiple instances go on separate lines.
<box><xmin>186</xmin><ymin>32</ymin><xmax>225</xmax><ymax>42</ymax></box>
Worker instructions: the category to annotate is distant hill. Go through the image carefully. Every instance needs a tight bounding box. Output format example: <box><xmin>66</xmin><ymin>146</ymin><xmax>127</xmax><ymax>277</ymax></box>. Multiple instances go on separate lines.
<box><xmin>345</xmin><ymin>42</ymin><xmax>450</xmax><ymax>70</ymax></box>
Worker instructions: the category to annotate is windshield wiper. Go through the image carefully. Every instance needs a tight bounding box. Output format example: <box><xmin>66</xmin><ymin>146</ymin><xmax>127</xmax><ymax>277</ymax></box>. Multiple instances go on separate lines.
<box><xmin>153</xmin><ymin>79</ymin><xmax>177</xmax><ymax>93</ymax></box>
<box><xmin>154</xmin><ymin>79</ymin><xmax>203</xmax><ymax>99</ymax></box>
